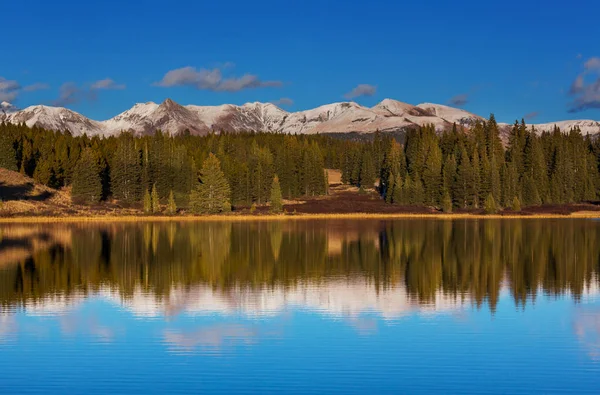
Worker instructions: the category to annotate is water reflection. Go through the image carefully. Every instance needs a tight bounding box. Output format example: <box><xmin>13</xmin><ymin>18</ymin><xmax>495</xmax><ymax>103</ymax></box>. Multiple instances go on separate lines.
<box><xmin>1</xmin><ymin>220</ymin><xmax>599</xmax><ymax>393</ymax></box>
<box><xmin>1</xmin><ymin>219</ymin><xmax>598</xmax><ymax>315</ymax></box>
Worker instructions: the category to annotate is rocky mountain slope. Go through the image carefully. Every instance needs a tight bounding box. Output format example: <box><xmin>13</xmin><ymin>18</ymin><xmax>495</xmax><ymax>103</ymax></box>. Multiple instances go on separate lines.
<box><xmin>1</xmin><ymin>98</ymin><xmax>598</xmax><ymax>137</ymax></box>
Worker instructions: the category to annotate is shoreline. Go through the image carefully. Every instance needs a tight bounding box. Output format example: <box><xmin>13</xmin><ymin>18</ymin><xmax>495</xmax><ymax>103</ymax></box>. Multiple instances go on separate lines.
<box><xmin>1</xmin><ymin>212</ymin><xmax>599</xmax><ymax>223</ymax></box>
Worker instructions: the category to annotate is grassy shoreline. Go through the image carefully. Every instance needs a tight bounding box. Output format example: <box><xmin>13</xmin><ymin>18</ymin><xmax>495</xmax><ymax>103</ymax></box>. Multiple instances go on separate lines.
<box><xmin>1</xmin><ymin>211</ymin><xmax>599</xmax><ymax>223</ymax></box>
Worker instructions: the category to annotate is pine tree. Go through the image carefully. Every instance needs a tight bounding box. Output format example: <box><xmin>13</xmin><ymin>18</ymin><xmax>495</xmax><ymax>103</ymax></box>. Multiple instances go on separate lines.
<box><xmin>111</xmin><ymin>134</ymin><xmax>141</xmax><ymax>203</ymax></box>
<box><xmin>166</xmin><ymin>190</ymin><xmax>177</xmax><ymax>215</ymax></box>
<box><xmin>151</xmin><ymin>183</ymin><xmax>160</xmax><ymax>214</ymax></box>
<box><xmin>359</xmin><ymin>148</ymin><xmax>376</xmax><ymax>189</ymax></box>
<box><xmin>190</xmin><ymin>153</ymin><xmax>232</xmax><ymax>214</ymax></box>
<box><xmin>381</xmin><ymin>140</ymin><xmax>406</xmax><ymax>199</ymax></box>
<box><xmin>270</xmin><ymin>175</ymin><xmax>283</xmax><ymax>213</ymax></box>
<box><xmin>385</xmin><ymin>173</ymin><xmax>396</xmax><ymax>204</ymax></box>
<box><xmin>423</xmin><ymin>143</ymin><xmax>442</xmax><ymax>205</ymax></box>
<box><xmin>33</xmin><ymin>157</ymin><xmax>56</xmax><ymax>186</ymax></box>
<box><xmin>72</xmin><ymin>148</ymin><xmax>102</xmax><ymax>204</ymax></box>
<box><xmin>522</xmin><ymin>175</ymin><xmax>541</xmax><ymax>206</ymax></box>
<box><xmin>442</xmin><ymin>191</ymin><xmax>453</xmax><ymax>213</ymax></box>
<box><xmin>143</xmin><ymin>189</ymin><xmax>152</xmax><ymax>214</ymax></box>
<box><xmin>442</xmin><ymin>154</ymin><xmax>457</xmax><ymax>200</ymax></box>
<box><xmin>0</xmin><ymin>132</ymin><xmax>17</xmax><ymax>171</ymax></box>
<box><xmin>454</xmin><ymin>146</ymin><xmax>474</xmax><ymax>208</ymax></box>
<box><xmin>392</xmin><ymin>176</ymin><xmax>403</xmax><ymax>204</ymax></box>
<box><xmin>512</xmin><ymin>196</ymin><xmax>522</xmax><ymax>212</ymax></box>
<box><xmin>484</xmin><ymin>193</ymin><xmax>497</xmax><ymax>214</ymax></box>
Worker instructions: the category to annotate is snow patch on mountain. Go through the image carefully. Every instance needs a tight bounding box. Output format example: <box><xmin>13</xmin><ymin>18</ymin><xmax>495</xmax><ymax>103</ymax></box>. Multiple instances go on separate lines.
<box><xmin>532</xmin><ymin>120</ymin><xmax>600</xmax><ymax>136</ymax></box>
<box><xmin>4</xmin><ymin>105</ymin><xmax>105</xmax><ymax>136</ymax></box>
<box><xmin>416</xmin><ymin>103</ymin><xmax>484</xmax><ymax>126</ymax></box>
<box><xmin>1</xmin><ymin>98</ymin><xmax>598</xmax><ymax>138</ymax></box>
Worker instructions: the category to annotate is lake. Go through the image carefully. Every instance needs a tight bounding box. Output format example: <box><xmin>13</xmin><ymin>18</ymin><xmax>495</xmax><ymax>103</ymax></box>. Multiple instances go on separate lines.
<box><xmin>0</xmin><ymin>219</ymin><xmax>599</xmax><ymax>394</ymax></box>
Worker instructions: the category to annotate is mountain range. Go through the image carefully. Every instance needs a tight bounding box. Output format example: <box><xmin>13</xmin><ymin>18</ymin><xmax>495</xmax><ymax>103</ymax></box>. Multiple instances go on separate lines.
<box><xmin>1</xmin><ymin>99</ymin><xmax>599</xmax><ymax>137</ymax></box>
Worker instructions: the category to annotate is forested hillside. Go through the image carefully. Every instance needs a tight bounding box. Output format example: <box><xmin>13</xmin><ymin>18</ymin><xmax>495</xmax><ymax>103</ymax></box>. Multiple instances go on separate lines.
<box><xmin>1</xmin><ymin>113</ymin><xmax>599</xmax><ymax>214</ymax></box>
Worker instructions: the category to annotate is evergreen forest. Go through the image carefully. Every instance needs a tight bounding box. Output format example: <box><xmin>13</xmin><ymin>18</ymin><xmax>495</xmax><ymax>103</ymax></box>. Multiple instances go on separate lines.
<box><xmin>0</xmin><ymin>113</ymin><xmax>599</xmax><ymax>213</ymax></box>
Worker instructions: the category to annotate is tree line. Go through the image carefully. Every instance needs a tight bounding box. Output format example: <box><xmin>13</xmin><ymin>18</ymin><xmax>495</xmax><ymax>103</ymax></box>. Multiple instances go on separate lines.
<box><xmin>0</xmin><ymin>124</ymin><xmax>333</xmax><ymax>213</ymax></box>
<box><xmin>342</xmin><ymin>115</ymin><xmax>600</xmax><ymax>211</ymax></box>
<box><xmin>1</xmin><ymin>114</ymin><xmax>599</xmax><ymax>213</ymax></box>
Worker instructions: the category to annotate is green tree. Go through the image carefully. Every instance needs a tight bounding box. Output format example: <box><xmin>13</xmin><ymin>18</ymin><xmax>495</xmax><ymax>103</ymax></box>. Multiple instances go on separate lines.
<box><xmin>0</xmin><ymin>132</ymin><xmax>17</xmax><ymax>171</ymax></box>
<box><xmin>151</xmin><ymin>183</ymin><xmax>160</xmax><ymax>214</ymax></box>
<box><xmin>166</xmin><ymin>190</ymin><xmax>177</xmax><ymax>215</ymax></box>
<box><xmin>111</xmin><ymin>135</ymin><xmax>141</xmax><ymax>203</ymax></box>
<box><xmin>143</xmin><ymin>189</ymin><xmax>152</xmax><ymax>214</ymax></box>
<box><xmin>442</xmin><ymin>191</ymin><xmax>453</xmax><ymax>213</ymax></box>
<box><xmin>190</xmin><ymin>153</ymin><xmax>232</xmax><ymax>214</ymax></box>
<box><xmin>270</xmin><ymin>175</ymin><xmax>283</xmax><ymax>213</ymax></box>
<box><xmin>359</xmin><ymin>148</ymin><xmax>377</xmax><ymax>189</ymax></box>
<box><xmin>72</xmin><ymin>148</ymin><xmax>102</xmax><ymax>204</ymax></box>
<box><xmin>511</xmin><ymin>196</ymin><xmax>521</xmax><ymax>212</ymax></box>
<box><xmin>484</xmin><ymin>193</ymin><xmax>497</xmax><ymax>215</ymax></box>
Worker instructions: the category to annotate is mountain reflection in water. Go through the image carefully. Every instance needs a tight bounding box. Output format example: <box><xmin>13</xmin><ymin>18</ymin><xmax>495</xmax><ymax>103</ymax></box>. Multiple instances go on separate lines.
<box><xmin>1</xmin><ymin>219</ymin><xmax>598</xmax><ymax>315</ymax></box>
<box><xmin>1</xmin><ymin>219</ymin><xmax>599</xmax><ymax>393</ymax></box>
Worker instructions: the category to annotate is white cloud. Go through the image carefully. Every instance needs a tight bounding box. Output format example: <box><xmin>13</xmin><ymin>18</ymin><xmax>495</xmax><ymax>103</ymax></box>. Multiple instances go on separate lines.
<box><xmin>23</xmin><ymin>82</ymin><xmax>50</xmax><ymax>92</ymax></box>
<box><xmin>271</xmin><ymin>97</ymin><xmax>294</xmax><ymax>107</ymax></box>
<box><xmin>344</xmin><ymin>84</ymin><xmax>377</xmax><ymax>99</ymax></box>
<box><xmin>448</xmin><ymin>93</ymin><xmax>469</xmax><ymax>107</ymax></box>
<box><xmin>568</xmin><ymin>57</ymin><xmax>600</xmax><ymax>112</ymax></box>
<box><xmin>584</xmin><ymin>57</ymin><xmax>600</xmax><ymax>72</ymax></box>
<box><xmin>0</xmin><ymin>77</ymin><xmax>20</xmax><ymax>102</ymax></box>
<box><xmin>91</xmin><ymin>78</ymin><xmax>125</xmax><ymax>90</ymax></box>
<box><xmin>155</xmin><ymin>66</ymin><xmax>282</xmax><ymax>92</ymax></box>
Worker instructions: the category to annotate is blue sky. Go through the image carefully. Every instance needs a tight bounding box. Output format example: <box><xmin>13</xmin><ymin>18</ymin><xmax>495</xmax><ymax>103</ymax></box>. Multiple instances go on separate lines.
<box><xmin>2</xmin><ymin>0</ymin><xmax>599</xmax><ymax>123</ymax></box>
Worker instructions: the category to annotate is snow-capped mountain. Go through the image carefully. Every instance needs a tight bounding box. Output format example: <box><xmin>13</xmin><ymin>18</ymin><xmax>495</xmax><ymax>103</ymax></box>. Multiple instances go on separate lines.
<box><xmin>416</xmin><ymin>103</ymin><xmax>485</xmax><ymax>126</ymax></box>
<box><xmin>532</xmin><ymin>120</ymin><xmax>600</xmax><ymax>136</ymax></box>
<box><xmin>2</xmin><ymin>105</ymin><xmax>106</xmax><ymax>135</ymax></box>
<box><xmin>1</xmin><ymin>98</ymin><xmax>598</xmax><ymax>137</ymax></box>
<box><xmin>104</xmin><ymin>99</ymin><xmax>210</xmax><ymax>136</ymax></box>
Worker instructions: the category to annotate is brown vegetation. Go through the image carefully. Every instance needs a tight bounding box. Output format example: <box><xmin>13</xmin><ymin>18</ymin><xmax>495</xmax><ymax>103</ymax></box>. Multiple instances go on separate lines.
<box><xmin>1</xmin><ymin>168</ymin><xmax>599</xmax><ymax>221</ymax></box>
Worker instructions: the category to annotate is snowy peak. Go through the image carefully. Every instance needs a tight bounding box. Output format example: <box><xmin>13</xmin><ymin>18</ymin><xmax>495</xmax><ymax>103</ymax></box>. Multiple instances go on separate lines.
<box><xmin>3</xmin><ymin>105</ymin><xmax>105</xmax><ymax>136</ymax></box>
<box><xmin>1</xmin><ymin>98</ymin><xmax>599</xmax><ymax>137</ymax></box>
<box><xmin>532</xmin><ymin>120</ymin><xmax>600</xmax><ymax>136</ymax></box>
<box><xmin>373</xmin><ymin>99</ymin><xmax>427</xmax><ymax>117</ymax></box>
<box><xmin>416</xmin><ymin>103</ymin><xmax>484</xmax><ymax>126</ymax></box>
<box><xmin>104</xmin><ymin>99</ymin><xmax>208</xmax><ymax>136</ymax></box>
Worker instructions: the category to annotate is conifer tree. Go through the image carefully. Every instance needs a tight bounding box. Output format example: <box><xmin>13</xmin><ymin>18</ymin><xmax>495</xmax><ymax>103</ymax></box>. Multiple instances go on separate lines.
<box><xmin>392</xmin><ymin>175</ymin><xmax>403</xmax><ymax>204</ymax></box>
<box><xmin>454</xmin><ymin>146</ymin><xmax>474</xmax><ymax>208</ymax></box>
<box><xmin>0</xmin><ymin>132</ymin><xmax>17</xmax><ymax>171</ymax></box>
<box><xmin>359</xmin><ymin>148</ymin><xmax>377</xmax><ymax>189</ymax></box>
<box><xmin>522</xmin><ymin>175</ymin><xmax>541</xmax><ymax>206</ymax></box>
<box><xmin>512</xmin><ymin>196</ymin><xmax>521</xmax><ymax>212</ymax></box>
<box><xmin>385</xmin><ymin>173</ymin><xmax>396</xmax><ymax>204</ymax></box>
<box><xmin>143</xmin><ymin>189</ymin><xmax>152</xmax><ymax>214</ymax></box>
<box><xmin>423</xmin><ymin>143</ymin><xmax>442</xmax><ymax>205</ymax></box>
<box><xmin>166</xmin><ymin>190</ymin><xmax>177</xmax><ymax>215</ymax></box>
<box><xmin>270</xmin><ymin>175</ymin><xmax>283</xmax><ymax>213</ymax></box>
<box><xmin>111</xmin><ymin>135</ymin><xmax>141</xmax><ymax>203</ymax></box>
<box><xmin>33</xmin><ymin>157</ymin><xmax>56</xmax><ymax>187</ymax></box>
<box><xmin>190</xmin><ymin>153</ymin><xmax>232</xmax><ymax>214</ymax></box>
<box><xmin>151</xmin><ymin>183</ymin><xmax>160</xmax><ymax>214</ymax></box>
<box><xmin>72</xmin><ymin>147</ymin><xmax>102</xmax><ymax>204</ymax></box>
<box><xmin>381</xmin><ymin>140</ymin><xmax>406</xmax><ymax>199</ymax></box>
<box><xmin>484</xmin><ymin>193</ymin><xmax>497</xmax><ymax>214</ymax></box>
<box><xmin>442</xmin><ymin>191</ymin><xmax>453</xmax><ymax>213</ymax></box>
<box><xmin>442</xmin><ymin>154</ymin><xmax>457</xmax><ymax>201</ymax></box>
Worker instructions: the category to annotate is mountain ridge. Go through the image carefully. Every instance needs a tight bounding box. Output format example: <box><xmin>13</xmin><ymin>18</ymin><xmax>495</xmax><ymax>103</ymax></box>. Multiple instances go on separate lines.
<box><xmin>1</xmin><ymin>99</ymin><xmax>599</xmax><ymax>137</ymax></box>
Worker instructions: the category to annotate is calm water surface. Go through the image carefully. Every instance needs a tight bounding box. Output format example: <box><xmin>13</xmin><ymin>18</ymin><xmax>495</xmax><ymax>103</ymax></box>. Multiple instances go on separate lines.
<box><xmin>0</xmin><ymin>219</ymin><xmax>599</xmax><ymax>394</ymax></box>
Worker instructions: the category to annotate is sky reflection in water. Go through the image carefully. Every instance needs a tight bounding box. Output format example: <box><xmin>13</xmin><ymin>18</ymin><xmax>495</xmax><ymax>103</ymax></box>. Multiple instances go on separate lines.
<box><xmin>0</xmin><ymin>219</ymin><xmax>599</xmax><ymax>393</ymax></box>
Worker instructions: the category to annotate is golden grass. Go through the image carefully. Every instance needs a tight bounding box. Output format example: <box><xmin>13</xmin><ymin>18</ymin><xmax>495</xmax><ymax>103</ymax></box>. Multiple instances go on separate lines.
<box><xmin>1</xmin><ymin>211</ymin><xmax>599</xmax><ymax>223</ymax></box>
<box><xmin>326</xmin><ymin>169</ymin><xmax>342</xmax><ymax>185</ymax></box>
